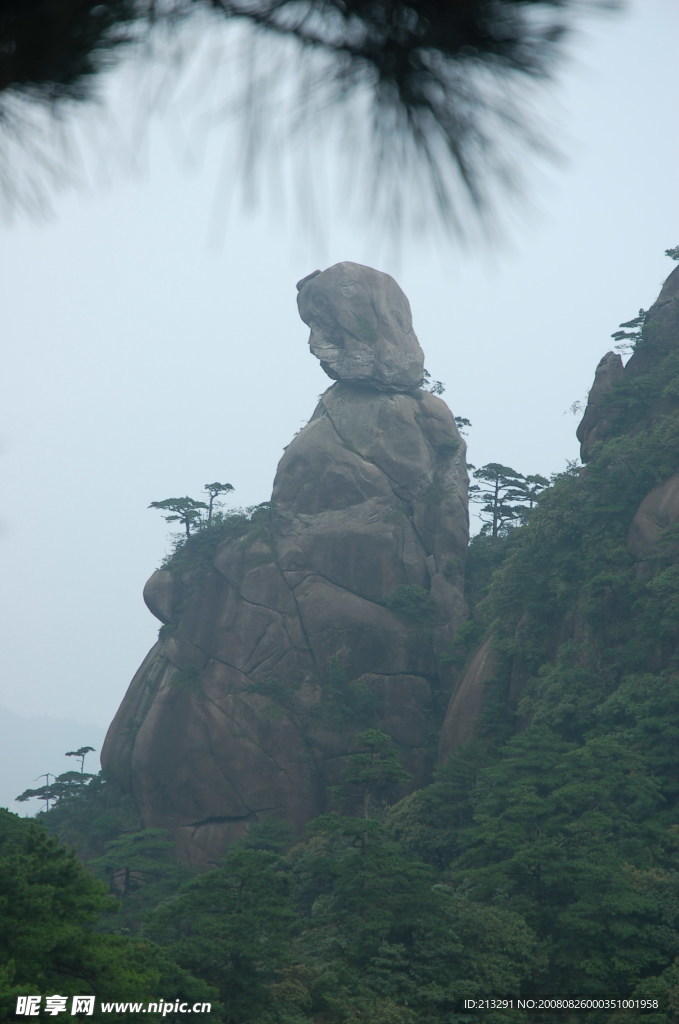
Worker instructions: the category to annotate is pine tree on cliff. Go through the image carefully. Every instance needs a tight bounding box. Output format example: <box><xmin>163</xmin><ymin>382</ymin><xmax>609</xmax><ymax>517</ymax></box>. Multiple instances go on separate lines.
<box><xmin>470</xmin><ymin>463</ymin><xmax>548</xmax><ymax>538</ymax></box>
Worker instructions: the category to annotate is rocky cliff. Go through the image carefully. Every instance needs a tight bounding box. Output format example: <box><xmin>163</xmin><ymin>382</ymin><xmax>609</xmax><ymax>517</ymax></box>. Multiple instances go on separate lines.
<box><xmin>102</xmin><ymin>262</ymin><xmax>468</xmax><ymax>867</ymax></box>
<box><xmin>437</xmin><ymin>262</ymin><xmax>679</xmax><ymax>763</ymax></box>
<box><xmin>577</xmin><ymin>265</ymin><xmax>679</xmax><ymax>463</ymax></box>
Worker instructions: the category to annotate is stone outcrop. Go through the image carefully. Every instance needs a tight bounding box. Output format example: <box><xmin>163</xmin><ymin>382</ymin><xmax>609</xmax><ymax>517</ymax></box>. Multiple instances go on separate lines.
<box><xmin>627</xmin><ymin>473</ymin><xmax>679</xmax><ymax>561</ymax></box>
<box><xmin>102</xmin><ymin>262</ymin><xmax>468</xmax><ymax>867</ymax></box>
<box><xmin>574</xmin><ymin>263</ymin><xmax>679</xmax><ymax>566</ymax></box>
<box><xmin>576</xmin><ymin>352</ymin><xmax>624</xmax><ymax>462</ymax></box>
<box><xmin>577</xmin><ymin>264</ymin><xmax>679</xmax><ymax>462</ymax></box>
<box><xmin>437</xmin><ymin>638</ymin><xmax>498</xmax><ymax>757</ymax></box>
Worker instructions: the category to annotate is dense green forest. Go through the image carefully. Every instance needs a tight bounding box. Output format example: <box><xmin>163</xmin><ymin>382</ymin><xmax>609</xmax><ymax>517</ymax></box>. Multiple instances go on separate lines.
<box><xmin>4</xmin><ymin>263</ymin><xmax>679</xmax><ymax>1023</ymax></box>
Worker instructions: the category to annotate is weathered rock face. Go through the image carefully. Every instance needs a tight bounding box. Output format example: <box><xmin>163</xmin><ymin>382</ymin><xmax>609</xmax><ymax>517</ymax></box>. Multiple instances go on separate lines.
<box><xmin>102</xmin><ymin>263</ymin><xmax>468</xmax><ymax>867</ymax></box>
<box><xmin>297</xmin><ymin>261</ymin><xmax>425</xmax><ymax>391</ymax></box>
<box><xmin>576</xmin><ymin>352</ymin><xmax>624</xmax><ymax>462</ymax></box>
<box><xmin>437</xmin><ymin>638</ymin><xmax>498</xmax><ymax>757</ymax></box>
<box><xmin>627</xmin><ymin>473</ymin><xmax>679</xmax><ymax>562</ymax></box>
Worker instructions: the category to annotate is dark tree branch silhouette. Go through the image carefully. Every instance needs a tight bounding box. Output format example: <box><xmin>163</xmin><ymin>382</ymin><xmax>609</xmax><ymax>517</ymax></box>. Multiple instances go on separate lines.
<box><xmin>0</xmin><ymin>0</ymin><xmax>619</xmax><ymax>227</ymax></box>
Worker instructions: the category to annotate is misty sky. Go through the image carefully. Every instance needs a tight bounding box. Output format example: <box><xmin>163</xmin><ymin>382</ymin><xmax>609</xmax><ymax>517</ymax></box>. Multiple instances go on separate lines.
<box><xmin>1</xmin><ymin>0</ymin><xmax>678</xmax><ymax>808</ymax></box>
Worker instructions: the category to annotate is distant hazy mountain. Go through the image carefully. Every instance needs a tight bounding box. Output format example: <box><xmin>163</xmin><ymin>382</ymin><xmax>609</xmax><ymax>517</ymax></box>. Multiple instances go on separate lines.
<box><xmin>0</xmin><ymin>707</ymin><xmax>105</xmax><ymax>815</ymax></box>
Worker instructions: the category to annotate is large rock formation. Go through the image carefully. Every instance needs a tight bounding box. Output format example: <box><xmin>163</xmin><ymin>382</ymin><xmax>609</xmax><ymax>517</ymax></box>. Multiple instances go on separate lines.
<box><xmin>102</xmin><ymin>262</ymin><xmax>468</xmax><ymax>867</ymax></box>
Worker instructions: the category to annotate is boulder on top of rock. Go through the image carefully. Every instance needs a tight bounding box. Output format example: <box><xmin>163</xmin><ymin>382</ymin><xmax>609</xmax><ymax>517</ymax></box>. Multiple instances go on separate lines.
<box><xmin>297</xmin><ymin>261</ymin><xmax>425</xmax><ymax>391</ymax></box>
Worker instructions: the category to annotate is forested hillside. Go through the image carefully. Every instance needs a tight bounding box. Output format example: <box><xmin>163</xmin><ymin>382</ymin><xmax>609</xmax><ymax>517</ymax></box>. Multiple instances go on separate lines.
<box><xmin>4</xmin><ymin>260</ymin><xmax>679</xmax><ymax>1023</ymax></box>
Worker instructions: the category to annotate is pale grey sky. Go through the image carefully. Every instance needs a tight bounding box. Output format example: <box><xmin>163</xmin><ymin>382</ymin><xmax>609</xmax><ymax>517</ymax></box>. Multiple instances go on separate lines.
<box><xmin>1</xmin><ymin>1</ymin><xmax>677</xmax><ymax>809</ymax></box>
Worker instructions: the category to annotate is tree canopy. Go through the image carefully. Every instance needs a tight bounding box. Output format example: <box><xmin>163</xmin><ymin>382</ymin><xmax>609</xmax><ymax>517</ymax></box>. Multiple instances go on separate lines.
<box><xmin>0</xmin><ymin>809</ymin><xmax>216</xmax><ymax>1022</ymax></box>
<box><xmin>149</xmin><ymin>481</ymin><xmax>234</xmax><ymax>536</ymax></box>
